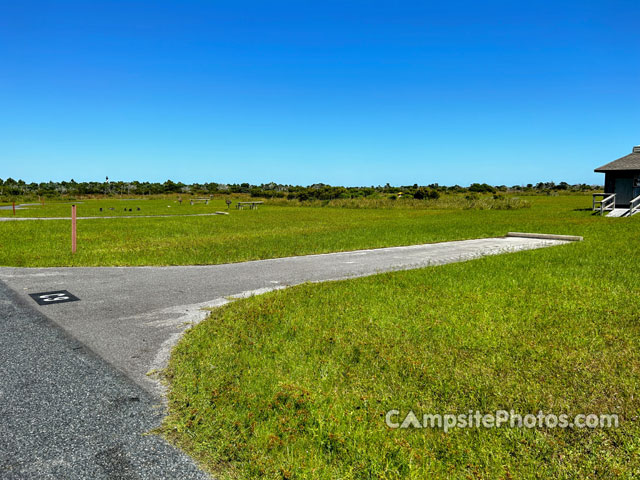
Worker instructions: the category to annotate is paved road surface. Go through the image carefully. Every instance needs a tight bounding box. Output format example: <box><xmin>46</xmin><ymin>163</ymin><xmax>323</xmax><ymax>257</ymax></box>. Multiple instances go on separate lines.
<box><xmin>0</xmin><ymin>283</ymin><xmax>209</xmax><ymax>479</ymax></box>
<box><xmin>0</xmin><ymin>236</ymin><xmax>570</xmax><ymax>396</ymax></box>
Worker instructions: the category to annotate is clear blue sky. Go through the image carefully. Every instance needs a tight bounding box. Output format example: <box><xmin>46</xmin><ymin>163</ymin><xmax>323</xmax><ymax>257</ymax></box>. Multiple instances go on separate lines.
<box><xmin>1</xmin><ymin>1</ymin><xmax>638</xmax><ymax>186</ymax></box>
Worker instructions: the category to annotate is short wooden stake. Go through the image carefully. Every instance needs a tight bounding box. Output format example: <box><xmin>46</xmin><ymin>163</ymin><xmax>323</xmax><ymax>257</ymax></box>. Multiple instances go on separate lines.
<box><xmin>71</xmin><ymin>205</ymin><xmax>77</xmax><ymax>253</ymax></box>
<box><xmin>12</xmin><ymin>202</ymin><xmax>15</xmax><ymax>215</ymax></box>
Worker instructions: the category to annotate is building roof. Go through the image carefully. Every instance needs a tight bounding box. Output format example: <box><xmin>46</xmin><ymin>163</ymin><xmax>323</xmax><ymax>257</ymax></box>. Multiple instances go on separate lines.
<box><xmin>595</xmin><ymin>148</ymin><xmax>640</xmax><ymax>172</ymax></box>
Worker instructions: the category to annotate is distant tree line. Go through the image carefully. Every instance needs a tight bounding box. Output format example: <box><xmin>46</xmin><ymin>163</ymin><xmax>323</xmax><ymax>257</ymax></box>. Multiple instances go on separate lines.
<box><xmin>0</xmin><ymin>178</ymin><xmax>600</xmax><ymax>199</ymax></box>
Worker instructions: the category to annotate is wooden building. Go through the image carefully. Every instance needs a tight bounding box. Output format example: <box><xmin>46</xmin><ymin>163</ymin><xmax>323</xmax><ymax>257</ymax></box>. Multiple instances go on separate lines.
<box><xmin>594</xmin><ymin>146</ymin><xmax>640</xmax><ymax>208</ymax></box>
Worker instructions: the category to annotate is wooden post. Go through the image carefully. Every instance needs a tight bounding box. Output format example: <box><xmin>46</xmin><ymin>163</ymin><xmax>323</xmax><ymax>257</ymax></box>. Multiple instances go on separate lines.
<box><xmin>71</xmin><ymin>205</ymin><xmax>77</xmax><ymax>253</ymax></box>
<box><xmin>12</xmin><ymin>202</ymin><xmax>16</xmax><ymax>215</ymax></box>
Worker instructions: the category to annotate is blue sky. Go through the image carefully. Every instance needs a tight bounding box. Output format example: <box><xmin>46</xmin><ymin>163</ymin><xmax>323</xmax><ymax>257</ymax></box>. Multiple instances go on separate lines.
<box><xmin>1</xmin><ymin>1</ymin><xmax>638</xmax><ymax>186</ymax></box>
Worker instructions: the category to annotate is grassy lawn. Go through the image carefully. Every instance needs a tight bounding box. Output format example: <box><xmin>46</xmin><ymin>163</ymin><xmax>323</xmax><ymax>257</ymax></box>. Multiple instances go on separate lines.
<box><xmin>0</xmin><ymin>195</ymin><xmax>596</xmax><ymax>267</ymax></box>
<box><xmin>0</xmin><ymin>197</ymin><xmax>228</xmax><ymax>218</ymax></box>
<box><xmin>159</xmin><ymin>196</ymin><xmax>640</xmax><ymax>479</ymax></box>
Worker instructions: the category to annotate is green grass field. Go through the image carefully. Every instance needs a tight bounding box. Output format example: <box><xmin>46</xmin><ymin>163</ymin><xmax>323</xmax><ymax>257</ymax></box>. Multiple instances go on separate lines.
<box><xmin>0</xmin><ymin>197</ymin><xmax>226</xmax><ymax>218</ymax></box>
<box><xmin>153</xmin><ymin>195</ymin><xmax>640</xmax><ymax>479</ymax></box>
<box><xmin>0</xmin><ymin>194</ymin><xmax>598</xmax><ymax>267</ymax></box>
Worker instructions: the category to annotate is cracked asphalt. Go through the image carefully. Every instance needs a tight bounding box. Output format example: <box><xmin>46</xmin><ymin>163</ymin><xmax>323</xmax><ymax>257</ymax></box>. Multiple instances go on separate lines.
<box><xmin>0</xmin><ymin>235</ymin><xmax>573</xmax><ymax>478</ymax></box>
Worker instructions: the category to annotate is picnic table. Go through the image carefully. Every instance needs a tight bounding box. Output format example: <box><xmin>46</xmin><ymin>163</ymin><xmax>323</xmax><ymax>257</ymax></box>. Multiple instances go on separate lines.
<box><xmin>236</xmin><ymin>201</ymin><xmax>263</xmax><ymax>210</ymax></box>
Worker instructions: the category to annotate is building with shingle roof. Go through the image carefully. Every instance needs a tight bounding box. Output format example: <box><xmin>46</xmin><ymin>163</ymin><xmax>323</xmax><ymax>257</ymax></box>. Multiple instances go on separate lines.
<box><xmin>594</xmin><ymin>146</ymin><xmax>640</xmax><ymax>207</ymax></box>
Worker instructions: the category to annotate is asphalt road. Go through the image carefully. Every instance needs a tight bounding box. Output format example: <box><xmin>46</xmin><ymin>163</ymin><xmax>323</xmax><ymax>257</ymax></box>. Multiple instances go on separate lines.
<box><xmin>0</xmin><ymin>282</ymin><xmax>209</xmax><ymax>479</ymax></box>
<box><xmin>0</xmin><ymin>235</ymin><xmax>573</xmax><ymax>478</ymax></box>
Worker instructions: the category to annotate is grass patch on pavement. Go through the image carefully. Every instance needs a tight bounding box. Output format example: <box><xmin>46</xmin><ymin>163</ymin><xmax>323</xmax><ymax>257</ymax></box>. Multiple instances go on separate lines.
<box><xmin>162</xmin><ymin>202</ymin><xmax>640</xmax><ymax>479</ymax></box>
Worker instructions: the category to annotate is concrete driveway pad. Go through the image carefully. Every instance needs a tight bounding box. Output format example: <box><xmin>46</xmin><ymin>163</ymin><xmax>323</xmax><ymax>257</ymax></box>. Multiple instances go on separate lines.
<box><xmin>1</xmin><ymin>236</ymin><xmax>570</xmax><ymax>395</ymax></box>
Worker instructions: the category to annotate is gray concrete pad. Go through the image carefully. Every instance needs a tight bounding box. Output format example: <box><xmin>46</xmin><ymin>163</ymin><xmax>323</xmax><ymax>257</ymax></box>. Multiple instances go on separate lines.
<box><xmin>0</xmin><ymin>236</ymin><xmax>570</xmax><ymax>397</ymax></box>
